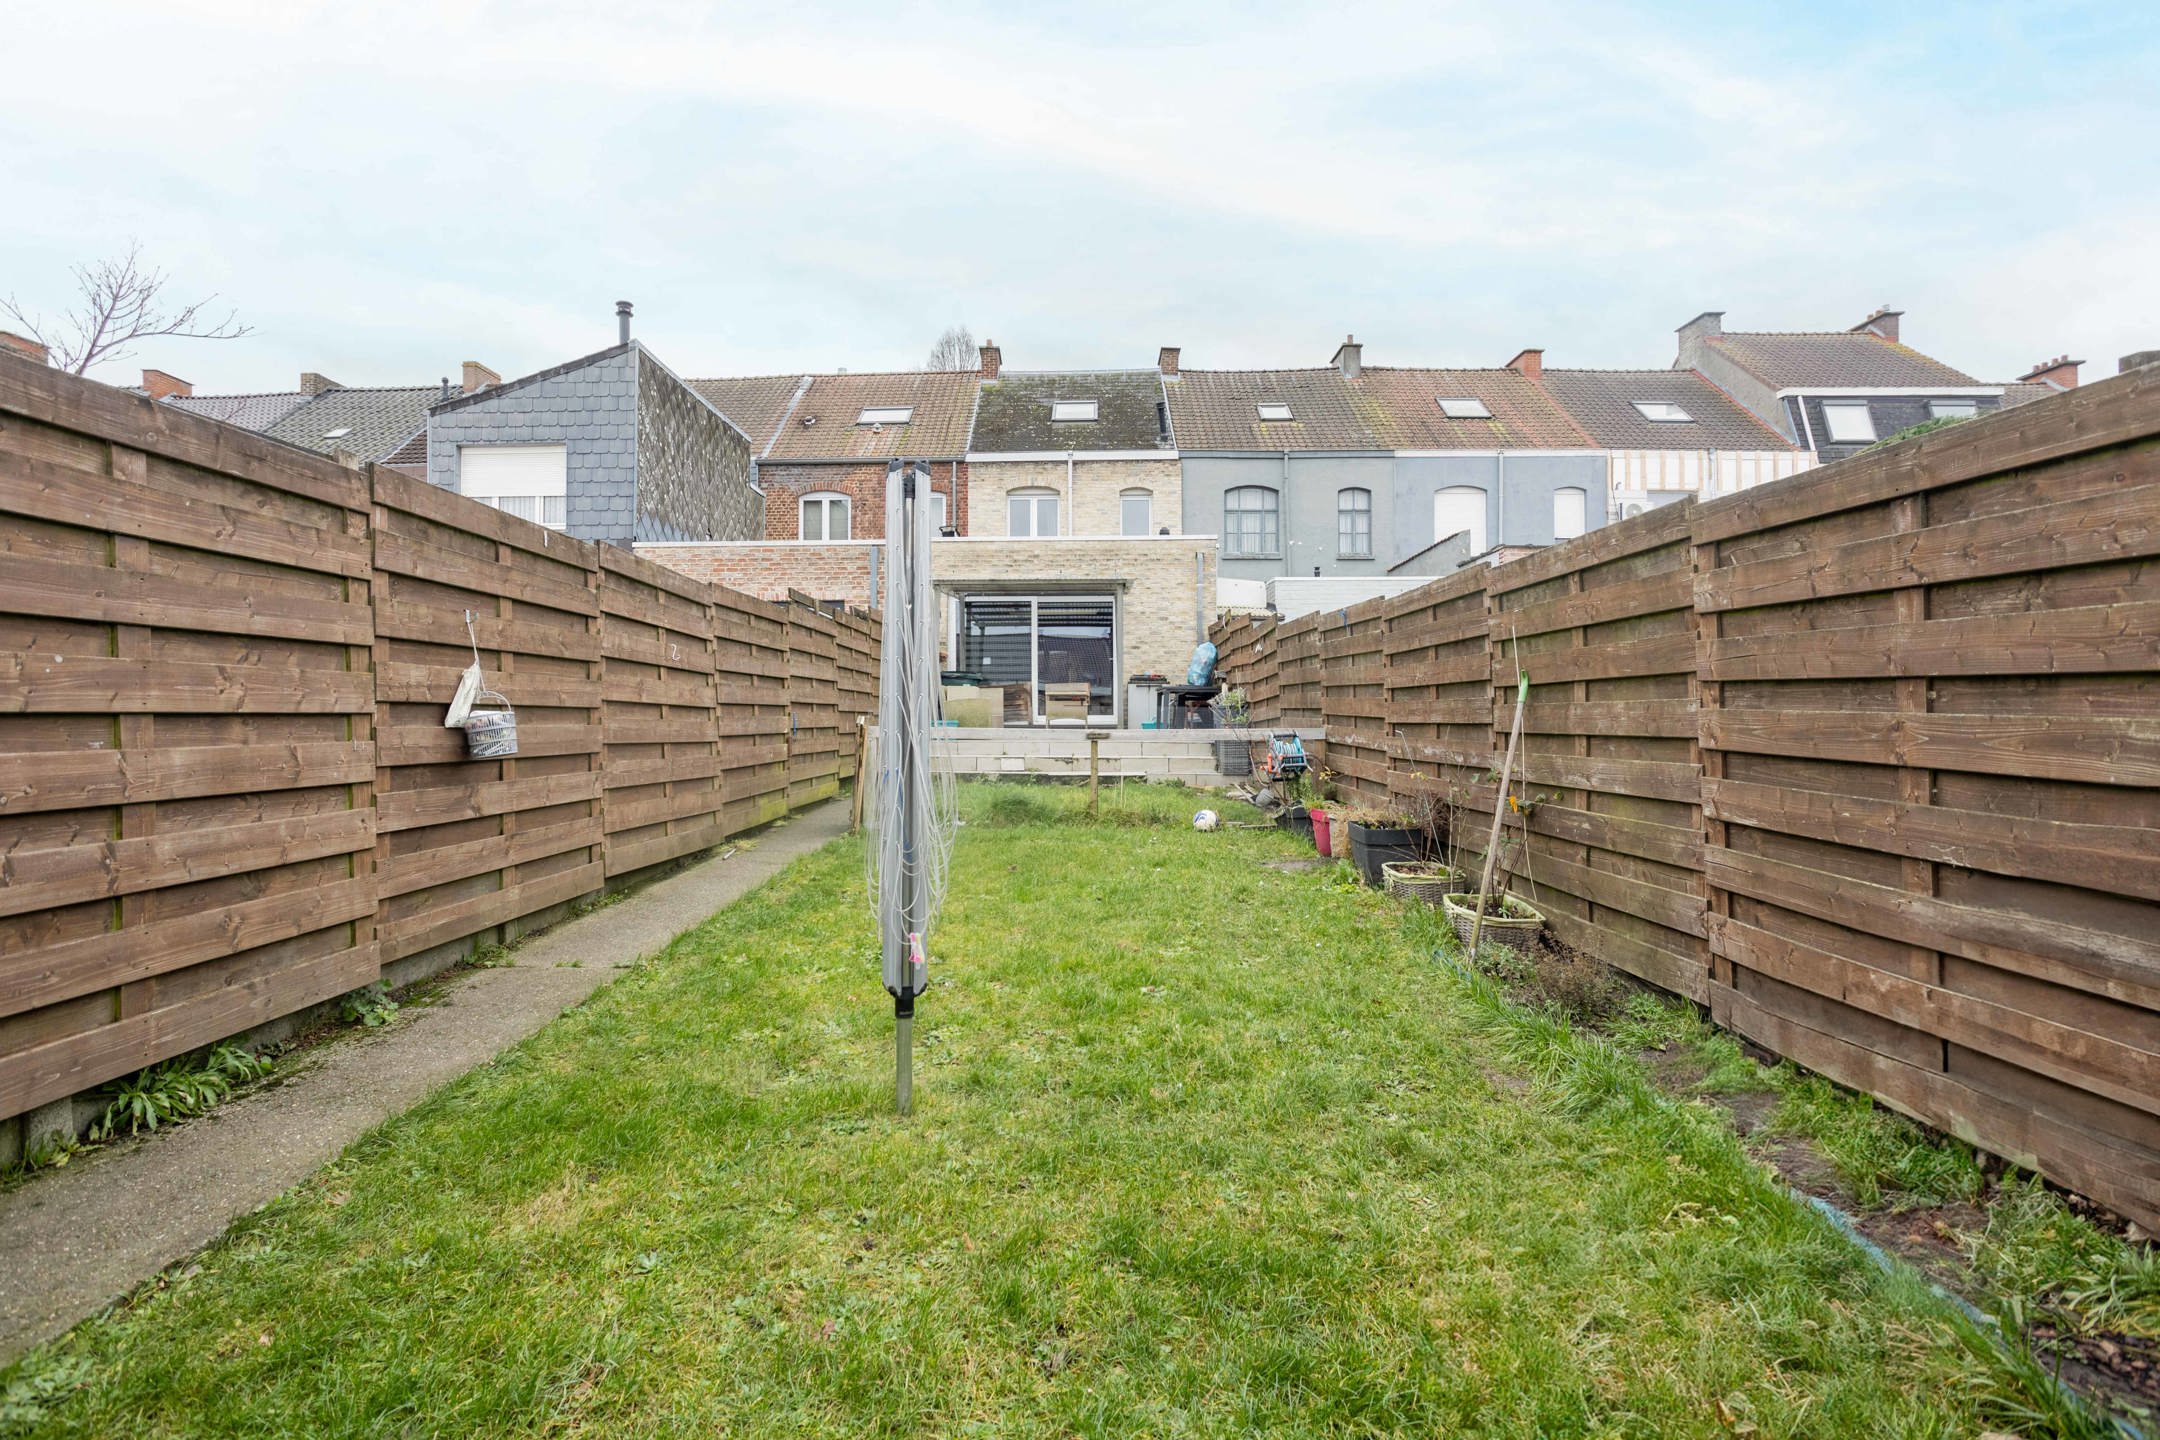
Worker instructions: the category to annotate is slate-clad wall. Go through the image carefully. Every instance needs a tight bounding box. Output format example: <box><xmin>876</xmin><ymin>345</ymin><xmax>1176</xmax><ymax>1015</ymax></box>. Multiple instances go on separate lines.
<box><xmin>634</xmin><ymin>350</ymin><xmax>761</xmax><ymax>544</ymax></box>
<box><xmin>1784</xmin><ymin>393</ymin><xmax>2006</xmax><ymax>464</ymax></box>
<box><xmin>429</xmin><ymin>348</ymin><xmax>640</xmax><ymax>544</ymax></box>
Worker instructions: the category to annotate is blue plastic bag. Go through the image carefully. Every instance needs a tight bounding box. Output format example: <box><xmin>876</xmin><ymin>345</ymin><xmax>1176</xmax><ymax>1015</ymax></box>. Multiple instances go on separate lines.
<box><xmin>1186</xmin><ymin>642</ymin><xmax>1217</xmax><ymax>686</ymax></box>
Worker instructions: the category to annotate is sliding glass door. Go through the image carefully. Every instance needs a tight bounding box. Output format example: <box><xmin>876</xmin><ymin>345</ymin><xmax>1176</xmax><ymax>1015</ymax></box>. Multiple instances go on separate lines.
<box><xmin>958</xmin><ymin>595</ymin><xmax>1117</xmax><ymax>724</ymax></box>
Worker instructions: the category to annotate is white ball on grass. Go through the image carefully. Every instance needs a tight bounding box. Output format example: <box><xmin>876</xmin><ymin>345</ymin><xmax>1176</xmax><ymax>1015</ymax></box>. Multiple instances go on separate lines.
<box><xmin>1192</xmin><ymin>809</ymin><xmax>1220</xmax><ymax>832</ymax></box>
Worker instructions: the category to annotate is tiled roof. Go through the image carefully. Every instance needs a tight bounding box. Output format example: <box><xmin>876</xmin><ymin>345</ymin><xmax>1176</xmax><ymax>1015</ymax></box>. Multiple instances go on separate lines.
<box><xmin>1539</xmin><ymin>369</ymin><xmax>1795</xmax><ymax>450</ymax></box>
<box><xmin>1164</xmin><ymin>368</ymin><xmax>1388</xmax><ymax>451</ymax></box>
<box><xmin>163</xmin><ymin>390</ymin><xmax>309</xmax><ymax>431</ymax></box>
<box><xmin>1359</xmin><ymin>369</ymin><xmax>1594</xmax><ymax>449</ymax></box>
<box><xmin>263</xmin><ymin>385</ymin><xmax>444</xmax><ymax>462</ymax></box>
<box><xmin>380</xmin><ymin>428</ymin><xmax>430</xmax><ymax>473</ymax></box>
<box><xmin>970</xmin><ymin>370</ymin><xmax>1170</xmax><ymax>452</ymax></box>
<box><xmin>1166</xmin><ymin>366</ymin><xmax>1595</xmax><ymax>452</ymax></box>
<box><xmin>689</xmin><ymin>374</ymin><xmax>807</xmax><ymax>453</ymax></box>
<box><xmin>1997</xmin><ymin>381</ymin><xmax>2059</xmax><ymax>410</ymax></box>
<box><xmin>1706</xmin><ymin>331</ymin><xmax>1980</xmax><ymax>389</ymax></box>
<box><xmin>757</xmin><ymin>371</ymin><xmax>978</xmax><ymax>461</ymax></box>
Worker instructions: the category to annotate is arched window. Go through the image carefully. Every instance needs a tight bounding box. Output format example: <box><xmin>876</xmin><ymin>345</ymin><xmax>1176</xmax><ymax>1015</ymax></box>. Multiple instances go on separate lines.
<box><xmin>1434</xmin><ymin>487</ymin><xmax>1486</xmax><ymax>554</ymax></box>
<box><xmin>800</xmin><ymin>491</ymin><xmax>850</xmax><ymax>541</ymax></box>
<box><xmin>1553</xmin><ymin>486</ymin><xmax>1587</xmax><ymax>540</ymax></box>
<box><xmin>1007</xmin><ymin>487</ymin><xmax>1059</xmax><ymax>537</ymax></box>
<box><xmin>1223</xmin><ymin>486</ymin><xmax>1280</xmax><ymax>558</ymax></box>
<box><xmin>1120</xmin><ymin>488</ymin><xmax>1152</xmax><ymax>537</ymax></box>
<box><xmin>1337</xmin><ymin>487</ymin><xmax>1372</xmax><ymax>558</ymax></box>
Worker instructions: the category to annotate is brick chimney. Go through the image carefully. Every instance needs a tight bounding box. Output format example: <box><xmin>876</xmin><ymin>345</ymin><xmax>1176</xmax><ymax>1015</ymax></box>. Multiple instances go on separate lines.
<box><xmin>2016</xmin><ymin>355</ymin><xmax>2082</xmax><ymax>390</ymax></box>
<box><xmin>300</xmin><ymin>371</ymin><xmax>343</xmax><ymax>396</ymax></box>
<box><xmin>462</xmin><ymin>361</ymin><xmax>501</xmax><ymax>394</ymax></box>
<box><xmin>1504</xmin><ymin>348</ymin><xmax>1543</xmax><ymax>380</ymax></box>
<box><xmin>1332</xmin><ymin>334</ymin><xmax>1362</xmax><ymax>380</ymax></box>
<box><xmin>1157</xmin><ymin>345</ymin><xmax>1180</xmax><ymax>377</ymax></box>
<box><xmin>1852</xmin><ymin>306</ymin><xmax>1903</xmax><ymax>343</ymax></box>
<box><xmin>141</xmin><ymin>368</ymin><xmax>193</xmax><ymax>400</ymax></box>
<box><xmin>0</xmin><ymin>331</ymin><xmax>49</xmax><ymax>365</ymax></box>
<box><xmin>978</xmin><ymin>340</ymin><xmax>1002</xmax><ymax>380</ymax></box>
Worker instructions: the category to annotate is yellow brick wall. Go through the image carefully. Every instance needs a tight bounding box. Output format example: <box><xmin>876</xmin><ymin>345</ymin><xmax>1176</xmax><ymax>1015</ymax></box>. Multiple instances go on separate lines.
<box><xmin>968</xmin><ymin>458</ymin><xmax>1182</xmax><ymax>538</ymax></box>
<box><xmin>932</xmin><ymin>536</ymin><xmax>1216</xmax><ymax>687</ymax></box>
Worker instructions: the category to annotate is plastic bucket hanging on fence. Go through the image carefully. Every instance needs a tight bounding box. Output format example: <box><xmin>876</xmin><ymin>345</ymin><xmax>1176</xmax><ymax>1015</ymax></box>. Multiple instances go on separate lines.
<box><xmin>443</xmin><ymin>610</ymin><xmax>520</xmax><ymax>758</ymax></box>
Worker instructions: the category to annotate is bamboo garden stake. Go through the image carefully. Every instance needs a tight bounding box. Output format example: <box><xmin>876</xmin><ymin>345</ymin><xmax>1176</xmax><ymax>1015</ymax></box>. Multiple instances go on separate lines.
<box><xmin>1471</xmin><ymin>666</ymin><xmax>1530</xmax><ymax>956</ymax></box>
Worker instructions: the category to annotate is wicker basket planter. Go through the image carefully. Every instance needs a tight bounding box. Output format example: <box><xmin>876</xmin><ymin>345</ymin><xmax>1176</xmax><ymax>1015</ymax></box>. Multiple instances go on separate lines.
<box><xmin>1382</xmin><ymin>860</ymin><xmax>1461</xmax><ymax>905</ymax></box>
<box><xmin>1442</xmin><ymin>892</ymin><xmax>1545</xmax><ymax>954</ymax></box>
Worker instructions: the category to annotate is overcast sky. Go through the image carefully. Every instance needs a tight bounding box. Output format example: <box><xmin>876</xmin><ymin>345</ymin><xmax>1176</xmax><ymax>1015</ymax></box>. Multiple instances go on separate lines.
<box><xmin>6</xmin><ymin>1</ymin><xmax>2155</xmax><ymax>393</ymax></box>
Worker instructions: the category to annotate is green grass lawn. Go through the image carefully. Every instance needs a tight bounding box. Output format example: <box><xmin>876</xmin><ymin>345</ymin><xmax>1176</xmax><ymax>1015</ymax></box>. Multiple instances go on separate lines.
<box><xmin>1</xmin><ymin>784</ymin><xmax>2061</xmax><ymax>1437</ymax></box>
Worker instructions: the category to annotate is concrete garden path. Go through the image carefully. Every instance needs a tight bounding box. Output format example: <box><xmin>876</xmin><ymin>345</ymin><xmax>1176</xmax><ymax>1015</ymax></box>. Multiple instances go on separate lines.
<box><xmin>0</xmin><ymin>800</ymin><xmax>853</xmax><ymax>1366</ymax></box>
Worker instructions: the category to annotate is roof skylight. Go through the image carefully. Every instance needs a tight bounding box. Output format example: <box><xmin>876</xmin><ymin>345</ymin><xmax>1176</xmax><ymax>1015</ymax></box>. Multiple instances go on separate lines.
<box><xmin>1436</xmin><ymin>397</ymin><xmax>1492</xmax><ymax>419</ymax></box>
<box><xmin>1050</xmin><ymin>400</ymin><xmax>1099</xmax><ymax>422</ymax></box>
<box><xmin>1256</xmin><ymin>403</ymin><xmax>1294</xmax><ymax>421</ymax></box>
<box><xmin>1632</xmin><ymin>401</ymin><xmax>1694</xmax><ymax>423</ymax></box>
<box><xmin>857</xmin><ymin>406</ymin><xmax>914</xmax><ymax>425</ymax></box>
<box><xmin>323</xmin><ymin>426</ymin><xmax>352</xmax><ymax>439</ymax></box>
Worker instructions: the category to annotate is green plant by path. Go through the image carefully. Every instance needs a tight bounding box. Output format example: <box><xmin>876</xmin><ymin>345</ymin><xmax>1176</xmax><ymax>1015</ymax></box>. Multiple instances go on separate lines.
<box><xmin>87</xmin><ymin>1044</ymin><xmax>272</xmax><ymax>1143</ymax></box>
<box><xmin>0</xmin><ymin>782</ymin><xmax>2095</xmax><ymax>1437</ymax></box>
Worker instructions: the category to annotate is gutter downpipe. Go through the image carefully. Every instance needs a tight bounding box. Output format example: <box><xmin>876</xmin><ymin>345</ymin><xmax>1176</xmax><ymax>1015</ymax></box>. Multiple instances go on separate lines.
<box><xmin>1496</xmin><ymin>451</ymin><xmax>1507</xmax><ymax>552</ymax></box>
<box><xmin>1065</xmin><ymin>451</ymin><xmax>1075</xmax><ymax>536</ymax></box>
<box><xmin>1280</xmin><ymin>450</ymin><xmax>1291</xmax><ymax>578</ymax></box>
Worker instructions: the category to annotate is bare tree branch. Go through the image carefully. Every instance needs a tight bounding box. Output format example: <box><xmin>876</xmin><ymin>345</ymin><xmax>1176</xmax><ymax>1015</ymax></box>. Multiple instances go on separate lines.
<box><xmin>923</xmin><ymin>324</ymin><xmax>976</xmax><ymax>371</ymax></box>
<box><xmin>1</xmin><ymin>241</ymin><xmax>252</xmax><ymax>376</ymax></box>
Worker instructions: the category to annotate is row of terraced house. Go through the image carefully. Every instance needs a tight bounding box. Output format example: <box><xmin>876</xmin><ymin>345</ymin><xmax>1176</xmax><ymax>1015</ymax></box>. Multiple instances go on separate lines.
<box><xmin>84</xmin><ymin>304</ymin><xmax>2090</xmax><ymax>725</ymax></box>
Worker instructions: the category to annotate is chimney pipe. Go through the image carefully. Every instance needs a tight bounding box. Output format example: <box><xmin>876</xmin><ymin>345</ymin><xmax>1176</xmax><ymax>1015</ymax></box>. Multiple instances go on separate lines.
<box><xmin>616</xmin><ymin>300</ymin><xmax>633</xmax><ymax>346</ymax></box>
<box><xmin>1157</xmin><ymin>345</ymin><xmax>1180</xmax><ymax>377</ymax></box>
<box><xmin>1331</xmin><ymin>334</ymin><xmax>1362</xmax><ymax>380</ymax></box>
<box><xmin>979</xmin><ymin>340</ymin><xmax>1002</xmax><ymax>380</ymax></box>
<box><xmin>440</xmin><ymin>377</ymin><xmax>453</xmax><ymax>401</ymax></box>
<box><xmin>1503</xmin><ymin>348</ymin><xmax>1543</xmax><ymax>380</ymax></box>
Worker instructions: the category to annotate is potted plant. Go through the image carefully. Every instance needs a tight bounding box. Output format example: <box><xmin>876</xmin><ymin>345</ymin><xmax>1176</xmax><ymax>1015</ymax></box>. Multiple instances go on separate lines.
<box><xmin>1341</xmin><ymin>803</ymin><xmax>1428</xmax><ymax>886</ymax></box>
<box><xmin>1380</xmin><ymin>859</ymin><xmax>1461</xmax><ymax>904</ymax></box>
<box><xmin>1441</xmin><ymin>890</ymin><xmax>1545</xmax><ymax>953</ymax></box>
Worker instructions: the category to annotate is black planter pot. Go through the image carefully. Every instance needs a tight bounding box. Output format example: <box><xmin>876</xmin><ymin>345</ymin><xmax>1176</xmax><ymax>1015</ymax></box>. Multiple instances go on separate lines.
<box><xmin>1348</xmin><ymin>822</ymin><xmax>1422</xmax><ymax>886</ymax></box>
<box><xmin>1278</xmin><ymin>808</ymin><xmax>1315</xmax><ymax>844</ymax></box>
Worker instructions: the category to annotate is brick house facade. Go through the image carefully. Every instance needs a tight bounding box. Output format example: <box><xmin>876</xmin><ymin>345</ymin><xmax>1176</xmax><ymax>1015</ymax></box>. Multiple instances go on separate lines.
<box><xmin>759</xmin><ymin>459</ymin><xmax>968</xmax><ymax>540</ymax></box>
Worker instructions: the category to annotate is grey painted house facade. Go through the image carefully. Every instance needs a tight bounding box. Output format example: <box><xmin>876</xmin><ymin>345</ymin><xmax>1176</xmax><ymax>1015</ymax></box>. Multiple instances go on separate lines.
<box><xmin>1166</xmin><ymin>349</ymin><xmax>1608</xmax><ymax>583</ymax></box>
<box><xmin>428</xmin><ymin>342</ymin><xmax>762</xmax><ymax>546</ymax></box>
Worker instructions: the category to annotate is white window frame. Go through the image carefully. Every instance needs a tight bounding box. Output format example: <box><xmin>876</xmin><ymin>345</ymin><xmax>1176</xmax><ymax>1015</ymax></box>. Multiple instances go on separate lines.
<box><xmin>1821</xmin><ymin>402</ymin><xmax>1876</xmax><ymax>443</ymax></box>
<box><xmin>1050</xmin><ymin>400</ymin><xmax>1099</xmax><ymax>422</ymax></box>
<box><xmin>1120</xmin><ymin>488</ymin><xmax>1152</xmax><ymax>537</ymax></box>
<box><xmin>1223</xmin><ymin>485</ymin><xmax>1281</xmax><ymax>558</ymax></box>
<box><xmin>1007</xmin><ymin>488</ymin><xmax>1060</xmax><ymax>538</ymax></box>
<box><xmin>458</xmin><ymin>443</ymin><xmax>569</xmax><ymax>532</ymax></box>
<box><xmin>1553</xmin><ymin>487</ymin><xmax>1587</xmax><ymax>540</ymax></box>
<box><xmin>930</xmin><ymin>490</ymin><xmax>949</xmax><ymax>532</ymax></box>
<box><xmin>1437</xmin><ymin>397</ymin><xmax>1493</xmax><ymax>419</ymax></box>
<box><xmin>1255</xmin><ymin>402</ymin><xmax>1294</xmax><ymax>422</ymax></box>
<box><xmin>857</xmin><ymin>406</ymin><xmax>914</xmax><ymax>425</ymax></box>
<box><xmin>800</xmin><ymin>491</ymin><xmax>851</xmax><ymax>541</ymax></box>
<box><xmin>1928</xmin><ymin>399</ymin><xmax>1978</xmax><ymax>420</ymax></box>
<box><xmin>1631</xmin><ymin>401</ymin><xmax>1694</xmax><ymax>423</ymax></box>
<box><xmin>1337</xmin><ymin>487</ymin><xmax>1372</xmax><ymax>559</ymax></box>
<box><xmin>1435</xmin><ymin>486</ymin><xmax>1487</xmax><ymax>554</ymax></box>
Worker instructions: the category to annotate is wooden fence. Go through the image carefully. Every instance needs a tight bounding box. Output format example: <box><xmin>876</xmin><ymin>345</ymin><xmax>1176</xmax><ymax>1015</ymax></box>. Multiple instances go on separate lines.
<box><xmin>1211</xmin><ymin>365</ymin><xmax>2160</xmax><ymax>1228</ymax></box>
<box><xmin>0</xmin><ymin>356</ymin><xmax>875</xmax><ymax>1128</ymax></box>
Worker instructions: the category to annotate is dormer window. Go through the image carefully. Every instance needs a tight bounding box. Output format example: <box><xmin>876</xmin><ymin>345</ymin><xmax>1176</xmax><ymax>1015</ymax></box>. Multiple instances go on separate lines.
<box><xmin>1256</xmin><ymin>403</ymin><xmax>1294</xmax><ymax>421</ymax></box>
<box><xmin>1821</xmin><ymin>402</ymin><xmax>1875</xmax><ymax>443</ymax></box>
<box><xmin>1050</xmin><ymin>400</ymin><xmax>1098</xmax><ymax>422</ymax></box>
<box><xmin>1929</xmin><ymin>400</ymin><xmax>1977</xmax><ymax>420</ymax></box>
<box><xmin>857</xmin><ymin>406</ymin><xmax>913</xmax><ymax>425</ymax></box>
<box><xmin>1632</xmin><ymin>401</ymin><xmax>1694</xmax><ymax>423</ymax></box>
<box><xmin>1436</xmin><ymin>397</ymin><xmax>1492</xmax><ymax>419</ymax></box>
